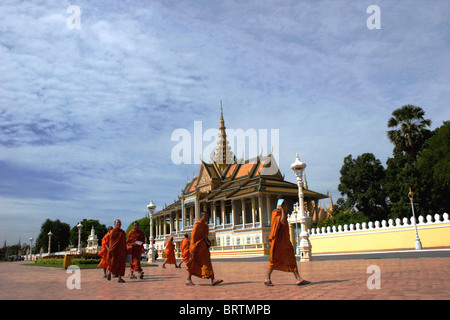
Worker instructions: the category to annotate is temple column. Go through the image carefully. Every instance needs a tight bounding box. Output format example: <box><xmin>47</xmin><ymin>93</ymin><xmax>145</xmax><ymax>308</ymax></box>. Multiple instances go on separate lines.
<box><xmin>266</xmin><ymin>195</ymin><xmax>272</xmax><ymax>223</ymax></box>
<box><xmin>181</xmin><ymin>198</ymin><xmax>185</xmax><ymax>230</ymax></box>
<box><xmin>157</xmin><ymin>217</ymin><xmax>160</xmax><ymax>237</ymax></box>
<box><xmin>241</xmin><ymin>198</ymin><xmax>246</xmax><ymax>226</ymax></box>
<box><xmin>195</xmin><ymin>195</ymin><xmax>200</xmax><ymax>221</ymax></box>
<box><xmin>258</xmin><ymin>195</ymin><xmax>263</xmax><ymax>225</ymax></box>
<box><xmin>176</xmin><ymin>211</ymin><xmax>180</xmax><ymax>233</ymax></box>
<box><xmin>221</xmin><ymin>200</ymin><xmax>225</xmax><ymax>226</ymax></box>
<box><xmin>251</xmin><ymin>197</ymin><xmax>256</xmax><ymax>227</ymax></box>
<box><xmin>189</xmin><ymin>207</ymin><xmax>193</xmax><ymax>226</ymax></box>
<box><xmin>159</xmin><ymin>216</ymin><xmax>162</xmax><ymax>237</ymax></box>
<box><xmin>163</xmin><ymin>216</ymin><xmax>167</xmax><ymax>236</ymax></box>
<box><xmin>212</xmin><ymin>201</ymin><xmax>216</xmax><ymax>227</ymax></box>
<box><xmin>231</xmin><ymin>200</ymin><xmax>236</xmax><ymax>227</ymax></box>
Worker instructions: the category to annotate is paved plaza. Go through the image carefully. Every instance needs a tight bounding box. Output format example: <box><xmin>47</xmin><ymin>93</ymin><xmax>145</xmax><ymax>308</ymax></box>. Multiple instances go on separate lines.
<box><xmin>0</xmin><ymin>252</ymin><xmax>449</xmax><ymax>301</ymax></box>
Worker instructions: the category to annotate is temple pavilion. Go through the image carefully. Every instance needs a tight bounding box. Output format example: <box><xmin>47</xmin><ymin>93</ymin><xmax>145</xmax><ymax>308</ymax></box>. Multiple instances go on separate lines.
<box><xmin>152</xmin><ymin>107</ymin><xmax>328</xmax><ymax>258</ymax></box>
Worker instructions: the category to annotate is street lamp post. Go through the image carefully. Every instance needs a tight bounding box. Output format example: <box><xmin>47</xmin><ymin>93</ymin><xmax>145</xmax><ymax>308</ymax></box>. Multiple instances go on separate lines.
<box><xmin>147</xmin><ymin>200</ymin><xmax>157</xmax><ymax>263</ymax></box>
<box><xmin>290</xmin><ymin>153</ymin><xmax>312</xmax><ymax>261</ymax></box>
<box><xmin>76</xmin><ymin>222</ymin><xmax>83</xmax><ymax>254</ymax></box>
<box><xmin>29</xmin><ymin>237</ymin><xmax>33</xmax><ymax>261</ymax></box>
<box><xmin>47</xmin><ymin>231</ymin><xmax>53</xmax><ymax>255</ymax></box>
<box><xmin>408</xmin><ymin>188</ymin><xmax>422</xmax><ymax>250</ymax></box>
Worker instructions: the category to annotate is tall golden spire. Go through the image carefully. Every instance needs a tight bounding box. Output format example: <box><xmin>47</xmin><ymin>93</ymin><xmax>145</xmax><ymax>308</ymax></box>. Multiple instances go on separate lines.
<box><xmin>213</xmin><ymin>101</ymin><xmax>235</xmax><ymax>170</ymax></box>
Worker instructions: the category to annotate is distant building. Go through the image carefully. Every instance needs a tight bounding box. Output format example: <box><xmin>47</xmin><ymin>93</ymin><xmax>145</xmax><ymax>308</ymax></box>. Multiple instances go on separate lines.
<box><xmin>153</xmin><ymin>107</ymin><xmax>328</xmax><ymax>257</ymax></box>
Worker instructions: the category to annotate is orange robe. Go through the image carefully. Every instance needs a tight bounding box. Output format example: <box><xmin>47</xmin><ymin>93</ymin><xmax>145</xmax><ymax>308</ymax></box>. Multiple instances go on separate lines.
<box><xmin>186</xmin><ymin>220</ymin><xmax>214</xmax><ymax>279</ymax></box>
<box><xmin>180</xmin><ymin>237</ymin><xmax>191</xmax><ymax>263</ymax></box>
<box><xmin>98</xmin><ymin>231</ymin><xmax>111</xmax><ymax>269</ymax></box>
<box><xmin>164</xmin><ymin>240</ymin><xmax>176</xmax><ymax>265</ymax></box>
<box><xmin>126</xmin><ymin>229</ymin><xmax>145</xmax><ymax>272</ymax></box>
<box><xmin>107</xmin><ymin>227</ymin><xmax>127</xmax><ymax>276</ymax></box>
<box><xmin>268</xmin><ymin>209</ymin><xmax>298</xmax><ymax>272</ymax></box>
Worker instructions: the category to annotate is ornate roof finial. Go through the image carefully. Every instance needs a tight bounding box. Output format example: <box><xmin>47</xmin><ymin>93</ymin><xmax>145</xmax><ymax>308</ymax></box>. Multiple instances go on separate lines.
<box><xmin>213</xmin><ymin>101</ymin><xmax>235</xmax><ymax>169</ymax></box>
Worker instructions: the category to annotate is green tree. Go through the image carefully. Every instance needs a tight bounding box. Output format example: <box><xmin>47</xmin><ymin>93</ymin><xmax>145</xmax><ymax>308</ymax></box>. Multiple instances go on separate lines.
<box><xmin>126</xmin><ymin>217</ymin><xmax>150</xmax><ymax>241</ymax></box>
<box><xmin>387</xmin><ymin>104</ymin><xmax>432</xmax><ymax>159</ymax></box>
<box><xmin>69</xmin><ymin>219</ymin><xmax>107</xmax><ymax>248</ymax></box>
<box><xmin>6</xmin><ymin>243</ymin><xmax>22</xmax><ymax>257</ymax></box>
<box><xmin>338</xmin><ymin>153</ymin><xmax>388</xmax><ymax>221</ymax></box>
<box><xmin>416</xmin><ymin>121</ymin><xmax>450</xmax><ymax>215</ymax></box>
<box><xmin>35</xmin><ymin>219</ymin><xmax>71</xmax><ymax>253</ymax></box>
<box><xmin>316</xmin><ymin>198</ymin><xmax>369</xmax><ymax>229</ymax></box>
<box><xmin>384</xmin><ymin>150</ymin><xmax>419</xmax><ymax>219</ymax></box>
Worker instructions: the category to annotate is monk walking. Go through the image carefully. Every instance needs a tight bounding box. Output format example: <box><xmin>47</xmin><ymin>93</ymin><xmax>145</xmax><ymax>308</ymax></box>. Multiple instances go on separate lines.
<box><xmin>264</xmin><ymin>199</ymin><xmax>310</xmax><ymax>286</ymax></box>
<box><xmin>186</xmin><ymin>212</ymin><xmax>223</xmax><ymax>286</ymax></box>
<box><xmin>107</xmin><ymin>219</ymin><xmax>127</xmax><ymax>283</ymax></box>
<box><xmin>126</xmin><ymin>221</ymin><xmax>146</xmax><ymax>279</ymax></box>
<box><xmin>178</xmin><ymin>233</ymin><xmax>191</xmax><ymax>268</ymax></box>
<box><xmin>98</xmin><ymin>226</ymin><xmax>113</xmax><ymax>278</ymax></box>
<box><xmin>162</xmin><ymin>235</ymin><xmax>179</xmax><ymax>268</ymax></box>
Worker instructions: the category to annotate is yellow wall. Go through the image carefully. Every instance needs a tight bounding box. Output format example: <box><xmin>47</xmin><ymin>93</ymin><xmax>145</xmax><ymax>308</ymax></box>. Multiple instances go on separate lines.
<box><xmin>309</xmin><ymin>223</ymin><xmax>450</xmax><ymax>254</ymax></box>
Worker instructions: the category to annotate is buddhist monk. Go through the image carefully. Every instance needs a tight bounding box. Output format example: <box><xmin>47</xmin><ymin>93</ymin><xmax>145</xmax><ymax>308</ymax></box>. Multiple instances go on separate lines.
<box><xmin>186</xmin><ymin>212</ymin><xmax>223</xmax><ymax>286</ymax></box>
<box><xmin>264</xmin><ymin>199</ymin><xmax>310</xmax><ymax>286</ymax></box>
<box><xmin>98</xmin><ymin>226</ymin><xmax>113</xmax><ymax>278</ymax></box>
<box><xmin>126</xmin><ymin>221</ymin><xmax>146</xmax><ymax>279</ymax></box>
<box><xmin>162</xmin><ymin>235</ymin><xmax>179</xmax><ymax>268</ymax></box>
<box><xmin>178</xmin><ymin>233</ymin><xmax>191</xmax><ymax>268</ymax></box>
<box><xmin>107</xmin><ymin>219</ymin><xmax>127</xmax><ymax>283</ymax></box>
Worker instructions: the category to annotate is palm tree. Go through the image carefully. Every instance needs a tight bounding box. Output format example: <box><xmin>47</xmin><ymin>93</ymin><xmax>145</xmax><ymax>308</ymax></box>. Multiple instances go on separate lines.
<box><xmin>387</xmin><ymin>105</ymin><xmax>432</xmax><ymax>159</ymax></box>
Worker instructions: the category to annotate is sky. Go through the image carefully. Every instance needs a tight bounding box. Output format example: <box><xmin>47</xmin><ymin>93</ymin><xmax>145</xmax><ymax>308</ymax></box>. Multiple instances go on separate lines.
<box><xmin>1</xmin><ymin>0</ymin><xmax>449</xmax><ymax>246</ymax></box>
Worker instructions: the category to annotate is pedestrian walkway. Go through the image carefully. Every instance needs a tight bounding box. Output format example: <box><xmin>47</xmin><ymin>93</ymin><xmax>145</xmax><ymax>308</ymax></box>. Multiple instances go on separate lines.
<box><xmin>0</xmin><ymin>256</ymin><xmax>448</xmax><ymax>300</ymax></box>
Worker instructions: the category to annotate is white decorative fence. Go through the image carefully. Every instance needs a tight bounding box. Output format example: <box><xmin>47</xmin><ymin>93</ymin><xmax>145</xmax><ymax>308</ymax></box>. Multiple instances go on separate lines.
<box><xmin>306</xmin><ymin>212</ymin><xmax>450</xmax><ymax>254</ymax></box>
<box><xmin>310</xmin><ymin>213</ymin><xmax>450</xmax><ymax>235</ymax></box>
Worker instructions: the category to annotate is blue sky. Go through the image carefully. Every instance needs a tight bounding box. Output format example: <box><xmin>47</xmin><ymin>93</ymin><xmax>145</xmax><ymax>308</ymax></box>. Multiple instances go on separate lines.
<box><xmin>1</xmin><ymin>0</ymin><xmax>449</xmax><ymax>245</ymax></box>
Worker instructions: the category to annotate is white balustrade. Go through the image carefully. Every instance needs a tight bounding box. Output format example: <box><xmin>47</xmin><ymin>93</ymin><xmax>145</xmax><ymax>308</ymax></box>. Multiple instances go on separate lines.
<box><xmin>308</xmin><ymin>212</ymin><xmax>449</xmax><ymax>235</ymax></box>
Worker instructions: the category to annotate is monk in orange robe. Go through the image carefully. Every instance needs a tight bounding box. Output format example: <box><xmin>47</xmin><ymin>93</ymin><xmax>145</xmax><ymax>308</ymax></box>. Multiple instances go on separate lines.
<box><xmin>186</xmin><ymin>212</ymin><xmax>222</xmax><ymax>286</ymax></box>
<box><xmin>265</xmin><ymin>200</ymin><xmax>310</xmax><ymax>286</ymax></box>
<box><xmin>178</xmin><ymin>233</ymin><xmax>191</xmax><ymax>268</ymax></box>
<box><xmin>107</xmin><ymin>219</ymin><xmax>127</xmax><ymax>283</ymax></box>
<box><xmin>98</xmin><ymin>226</ymin><xmax>113</xmax><ymax>278</ymax></box>
<box><xmin>126</xmin><ymin>221</ymin><xmax>146</xmax><ymax>279</ymax></box>
<box><xmin>162</xmin><ymin>235</ymin><xmax>179</xmax><ymax>268</ymax></box>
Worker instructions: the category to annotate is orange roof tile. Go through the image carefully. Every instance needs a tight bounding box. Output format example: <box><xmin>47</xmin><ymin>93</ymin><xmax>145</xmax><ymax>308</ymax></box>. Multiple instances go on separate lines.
<box><xmin>226</xmin><ymin>164</ymin><xmax>237</xmax><ymax>178</ymax></box>
<box><xmin>188</xmin><ymin>179</ymin><xmax>198</xmax><ymax>192</ymax></box>
<box><xmin>255</xmin><ymin>160</ymin><xmax>265</xmax><ymax>175</ymax></box>
<box><xmin>235</xmin><ymin>161</ymin><xmax>255</xmax><ymax>178</ymax></box>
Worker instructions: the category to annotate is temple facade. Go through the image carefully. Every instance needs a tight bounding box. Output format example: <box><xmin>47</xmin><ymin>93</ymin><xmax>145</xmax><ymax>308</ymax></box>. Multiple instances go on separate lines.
<box><xmin>152</xmin><ymin>107</ymin><xmax>328</xmax><ymax>258</ymax></box>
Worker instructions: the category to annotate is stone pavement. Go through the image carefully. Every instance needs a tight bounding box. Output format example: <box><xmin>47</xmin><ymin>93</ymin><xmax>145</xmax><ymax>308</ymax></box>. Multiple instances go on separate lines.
<box><xmin>0</xmin><ymin>256</ymin><xmax>449</xmax><ymax>300</ymax></box>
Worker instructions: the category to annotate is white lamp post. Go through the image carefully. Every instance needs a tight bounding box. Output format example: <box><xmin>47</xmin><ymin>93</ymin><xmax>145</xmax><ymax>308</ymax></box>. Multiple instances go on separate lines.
<box><xmin>408</xmin><ymin>188</ymin><xmax>422</xmax><ymax>250</ymax></box>
<box><xmin>47</xmin><ymin>231</ymin><xmax>53</xmax><ymax>255</ymax></box>
<box><xmin>29</xmin><ymin>237</ymin><xmax>33</xmax><ymax>261</ymax></box>
<box><xmin>147</xmin><ymin>200</ymin><xmax>157</xmax><ymax>263</ymax></box>
<box><xmin>290</xmin><ymin>153</ymin><xmax>312</xmax><ymax>261</ymax></box>
<box><xmin>76</xmin><ymin>222</ymin><xmax>83</xmax><ymax>254</ymax></box>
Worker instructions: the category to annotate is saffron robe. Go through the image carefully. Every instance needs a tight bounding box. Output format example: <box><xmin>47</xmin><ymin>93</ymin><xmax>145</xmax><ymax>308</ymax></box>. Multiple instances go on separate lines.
<box><xmin>164</xmin><ymin>237</ymin><xmax>177</xmax><ymax>265</ymax></box>
<box><xmin>268</xmin><ymin>209</ymin><xmax>298</xmax><ymax>272</ymax></box>
<box><xmin>98</xmin><ymin>230</ymin><xmax>111</xmax><ymax>269</ymax></box>
<box><xmin>180</xmin><ymin>237</ymin><xmax>191</xmax><ymax>263</ymax></box>
<box><xmin>186</xmin><ymin>220</ymin><xmax>214</xmax><ymax>279</ymax></box>
<box><xmin>107</xmin><ymin>227</ymin><xmax>127</xmax><ymax>276</ymax></box>
<box><xmin>126</xmin><ymin>229</ymin><xmax>145</xmax><ymax>272</ymax></box>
